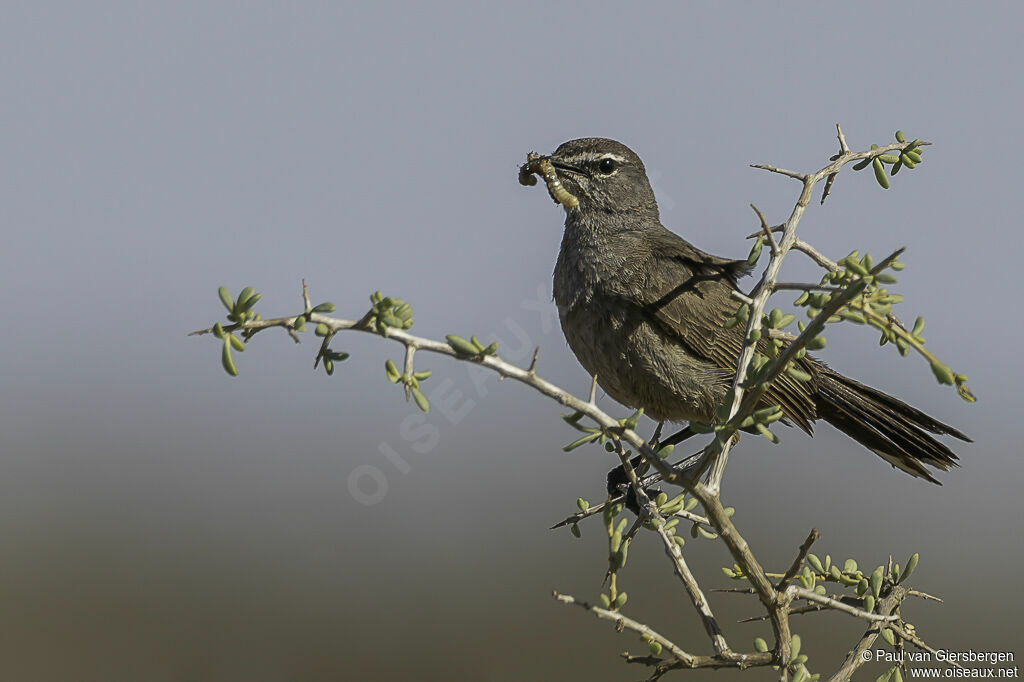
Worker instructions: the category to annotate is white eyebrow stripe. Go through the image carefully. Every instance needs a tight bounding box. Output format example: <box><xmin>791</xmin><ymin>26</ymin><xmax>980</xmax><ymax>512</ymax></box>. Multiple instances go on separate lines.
<box><xmin>566</xmin><ymin>151</ymin><xmax>628</xmax><ymax>164</ymax></box>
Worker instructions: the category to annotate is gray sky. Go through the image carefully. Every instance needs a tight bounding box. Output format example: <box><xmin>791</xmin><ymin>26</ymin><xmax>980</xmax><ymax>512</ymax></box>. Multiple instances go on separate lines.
<box><xmin>1</xmin><ymin>2</ymin><xmax>1020</xmax><ymax>680</ymax></box>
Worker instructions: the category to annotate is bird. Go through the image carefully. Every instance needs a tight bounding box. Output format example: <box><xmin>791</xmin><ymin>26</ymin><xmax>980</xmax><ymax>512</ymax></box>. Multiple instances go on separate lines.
<box><xmin>528</xmin><ymin>137</ymin><xmax>969</xmax><ymax>483</ymax></box>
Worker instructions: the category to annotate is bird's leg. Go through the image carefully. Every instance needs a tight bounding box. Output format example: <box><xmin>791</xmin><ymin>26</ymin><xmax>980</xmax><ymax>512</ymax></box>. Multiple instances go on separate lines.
<box><xmin>660</xmin><ymin>425</ymin><xmax>697</xmax><ymax>448</ymax></box>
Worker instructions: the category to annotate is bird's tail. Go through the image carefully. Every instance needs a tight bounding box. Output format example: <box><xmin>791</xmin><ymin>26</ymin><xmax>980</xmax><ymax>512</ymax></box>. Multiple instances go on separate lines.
<box><xmin>814</xmin><ymin>367</ymin><xmax>970</xmax><ymax>484</ymax></box>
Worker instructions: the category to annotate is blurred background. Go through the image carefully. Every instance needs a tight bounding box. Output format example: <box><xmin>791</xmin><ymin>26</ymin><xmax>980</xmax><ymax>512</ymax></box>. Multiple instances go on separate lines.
<box><xmin>2</xmin><ymin>2</ymin><xmax>1020</xmax><ymax>680</ymax></box>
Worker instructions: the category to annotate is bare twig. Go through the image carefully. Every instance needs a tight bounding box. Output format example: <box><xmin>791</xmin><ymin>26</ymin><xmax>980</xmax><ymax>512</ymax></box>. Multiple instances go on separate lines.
<box><xmin>777</xmin><ymin>528</ymin><xmax>820</xmax><ymax>591</ymax></box>
<box><xmin>751</xmin><ymin>203</ymin><xmax>780</xmax><ymax>255</ymax></box>
<box><xmin>553</xmin><ymin>591</ymin><xmax>699</xmax><ymax>667</ymax></box>
<box><xmin>785</xmin><ymin>585</ymin><xmax>898</xmax><ymax>623</ymax></box>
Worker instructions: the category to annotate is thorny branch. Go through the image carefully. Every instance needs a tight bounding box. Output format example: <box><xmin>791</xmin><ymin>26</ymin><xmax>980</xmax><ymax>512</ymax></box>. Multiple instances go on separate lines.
<box><xmin>191</xmin><ymin>126</ymin><xmax>959</xmax><ymax>681</ymax></box>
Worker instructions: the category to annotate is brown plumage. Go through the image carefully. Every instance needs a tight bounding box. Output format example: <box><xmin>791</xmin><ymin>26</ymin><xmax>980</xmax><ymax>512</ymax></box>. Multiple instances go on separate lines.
<box><xmin>540</xmin><ymin>137</ymin><xmax>969</xmax><ymax>483</ymax></box>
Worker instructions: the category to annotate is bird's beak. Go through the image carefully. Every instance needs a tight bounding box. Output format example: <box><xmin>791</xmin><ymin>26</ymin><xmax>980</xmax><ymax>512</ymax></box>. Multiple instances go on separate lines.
<box><xmin>548</xmin><ymin>157</ymin><xmax>587</xmax><ymax>177</ymax></box>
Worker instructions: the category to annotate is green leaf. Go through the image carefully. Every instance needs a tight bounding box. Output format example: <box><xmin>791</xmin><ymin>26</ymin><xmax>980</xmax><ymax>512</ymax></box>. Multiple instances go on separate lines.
<box><xmin>806</xmin><ymin>335</ymin><xmax>827</xmax><ymax>350</ymax></box>
<box><xmin>237</xmin><ymin>292</ymin><xmax>261</xmax><ymax>313</ymax></box>
<box><xmin>228</xmin><ymin>334</ymin><xmax>245</xmax><ymax>352</ymax></box>
<box><xmin>218</xmin><ymin>286</ymin><xmax>234</xmax><ymax>313</ymax></box>
<box><xmin>315</xmin><ymin>323</ymin><xmax>331</xmax><ymax>337</ymax></box>
<box><xmin>312</xmin><ymin>302</ymin><xmax>336</xmax><ymax>313</ymax></box>
<box><xmin>873</xmin><ymin>157</ymin><xmax>891</xmax><ymax>189</ymax></box>
<box><xmin>931</xmin><ymin>361</ymin><xmax>954</xmax><ymax>385</ymax></box>
<box><xmin>746</xmin><ymin>237</ymin><xmax>764</xmax><ymax>265</ymax></box>
<box><xmin>221</xmin><ymin>339</ymin><xmax>238</xmax><ymax>376</ymax></box>
<box><xmin>881</xmin><ymin>627</ymin><xmax>896</xmax><ymax>646</ymax></box>
<box><xmin>786</xmin><ymin>366</ymin><xmax>813</xmax><ymax>382</ymax></box>
<box><xmin>612</xmin><ymin>592</ymin><xmax>627</xmax><ymax>609</ymax></box>
<box><xmin>756</xmin><ymin>423</ymin><xmax>779</xmax><ymax>443</ymax></box>
<box><xmin>615</xmin><ymin>539</ymin><xmax>629</xmax><ymax>569</ymax></box>
<box><xmin>576</xmin><ymin>497</ymin><xmax>590</xmax><ymax>512</ymax></box>
<box><xmin>385</xmin><ymin>359</ymin><xmax>401</xmax><ymax>383</ymax></box>
<box><xmin>648</xmin><ymin>640</ymin><xmax>662</xmax><ymax>656</ymax></box>
<box><xmin>839</xmin><ymin>311</ymin><xmax>865</xmax><ymax>324</ymax></box>
<box><xmin>870</xmin><ymin>566</ymin><xmax>884</xmax><ymax>598</ymax></box>
<box><xmin>446</xmin><ymin>334</ymin><xmax>479</xmax><ymax>356</ymax></box>
<box><xmin>563</xmin><ymin>432</ymin><xmax>600</xmax><ymax>451</ymax></box>
<box><xmin>410</xmin><ymin>386</ymin><xmax>429</xmax><ymax>413</ymax></box>
<box><xmin>570</xmin><ymin>522</ymin><xmax>581</xmax><ymax>538</ymax></box>
<box><xmin>900</xmin><ymin>553</ymin><xmax>919</xmax><ymax>583</ymax></box>
<box><xmin>753</xmin><ymin>637</ymin><xmax>768</xmax><ymax>652</ymax></box>
<box><xmin>236</xmin><ymin>287</ymin><xmax>255</xmax><ymax>309</ymax></box>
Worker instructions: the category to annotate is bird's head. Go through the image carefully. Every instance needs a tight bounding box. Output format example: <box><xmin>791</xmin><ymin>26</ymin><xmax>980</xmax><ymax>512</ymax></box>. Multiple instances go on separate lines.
<box><xmin>545</xmin><ymin>138</ymin><xmax>659</xmax><ymax>219</ymax></box>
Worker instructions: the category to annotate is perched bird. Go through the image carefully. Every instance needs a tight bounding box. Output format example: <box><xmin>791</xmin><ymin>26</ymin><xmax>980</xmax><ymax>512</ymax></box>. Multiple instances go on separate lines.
<box><xmin>528</xmin><ymin>137</ymin><xmax>968</xmax><ymax>483</ymax></box>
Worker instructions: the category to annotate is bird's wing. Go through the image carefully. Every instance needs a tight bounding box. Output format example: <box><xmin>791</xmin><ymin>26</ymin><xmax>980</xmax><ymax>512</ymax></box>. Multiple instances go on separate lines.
<box><xmin>635</xmin><ymin>228</ymin><xmax>818</xmax><ymax>431</ymax></box>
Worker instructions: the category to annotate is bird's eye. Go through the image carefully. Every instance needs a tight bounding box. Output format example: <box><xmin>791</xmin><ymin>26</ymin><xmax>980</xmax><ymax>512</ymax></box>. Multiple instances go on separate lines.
<box><xmin>598</xmin><ymin>157</ymin><xmax>618</xmax><ymax>174</ymax></box>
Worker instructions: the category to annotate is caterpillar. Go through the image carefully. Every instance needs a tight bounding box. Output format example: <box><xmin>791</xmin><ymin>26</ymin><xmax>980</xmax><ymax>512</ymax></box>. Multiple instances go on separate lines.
<box><xmin>518</xmin><ymin>152</ymin><xmax>579</xmax><ymax>209</ymax></box>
